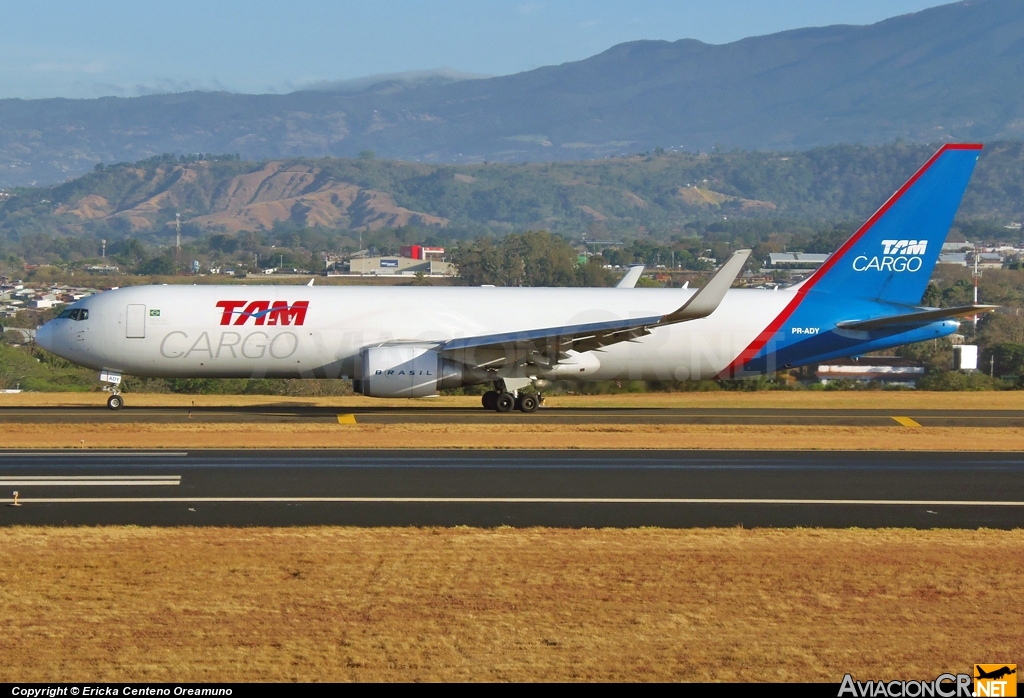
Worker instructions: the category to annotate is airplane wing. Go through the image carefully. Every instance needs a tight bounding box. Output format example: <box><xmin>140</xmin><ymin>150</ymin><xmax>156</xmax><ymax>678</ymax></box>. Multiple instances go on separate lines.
<box><xmin>440</xmin><ymin>250</ymin><xmax>750</xmax><ymax>370</ymax></box>
<box><xmin>836</xmin><ymin>304</ymin><xmax>997</xmax><ymax>331</ymax></box>
<box><xmin>616</xmin><ymin>265</ymin><xmax>645</xmax><ymax>288</ymax></box>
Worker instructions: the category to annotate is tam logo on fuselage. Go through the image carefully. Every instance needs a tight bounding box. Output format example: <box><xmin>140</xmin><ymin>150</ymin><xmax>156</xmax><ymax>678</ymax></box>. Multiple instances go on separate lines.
<box><xmin>215</xmin><ymin>300</ymin><xmax>309</xmax><ymax>326</ymax></box>
<box><xmin>852</xmin><ymin>239</ymin><xmax>928</xmax><ymax>273</ymax></box>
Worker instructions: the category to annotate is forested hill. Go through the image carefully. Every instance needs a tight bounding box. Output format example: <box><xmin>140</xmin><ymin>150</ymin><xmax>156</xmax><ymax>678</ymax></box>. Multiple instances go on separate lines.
<box><xmin>3</xmin><ymin>0</ymin><xmax>1024</xmax><ymax>186</ymax></box>
<box><xmin>1</xmin><ymin>142</ymin><xmax>1022</xmax><ymax>243</ymax></box>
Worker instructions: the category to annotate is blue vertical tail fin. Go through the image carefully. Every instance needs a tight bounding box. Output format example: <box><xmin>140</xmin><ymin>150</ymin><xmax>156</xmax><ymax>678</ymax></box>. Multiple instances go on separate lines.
<box><xmin>806</xmin><ymin>143</ymin><xmax>982</xmax><ymax>306</ymax></box>
<box><xmin>723</xmin><ymin>144</ymin><xmax>982</xmax><ymax>378</ymax></box>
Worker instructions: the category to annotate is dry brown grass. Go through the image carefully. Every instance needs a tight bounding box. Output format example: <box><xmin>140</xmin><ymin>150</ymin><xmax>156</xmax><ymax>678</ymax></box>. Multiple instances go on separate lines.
<box><xmin>3</xmin><ymin>390</ymin><xmax>1024</xmax><ymax>410</ymax></box>
<box><xmin>2</xmin><ymin>422</ymin><xmax>1024</xmax><ymax>450</ymax></box>
<box><xmin>1</xmin><ymin>527</ymin><xmax>1020</xmax><ymax>682</ymax></box>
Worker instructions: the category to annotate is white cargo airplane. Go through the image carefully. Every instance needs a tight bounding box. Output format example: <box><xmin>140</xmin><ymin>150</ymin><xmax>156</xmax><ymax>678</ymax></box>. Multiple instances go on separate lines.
<box><xmin>36</xmin><ymin>144</ymin><xmax>994</xmax><ymax>411</ymax></box>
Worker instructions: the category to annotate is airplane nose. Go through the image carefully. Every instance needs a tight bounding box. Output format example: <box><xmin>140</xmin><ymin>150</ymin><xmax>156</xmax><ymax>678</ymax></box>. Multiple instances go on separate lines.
<box><xmin>35</xmin><ymin>321</ymin><xmax>54</xmax><ymax>352</ymax></box>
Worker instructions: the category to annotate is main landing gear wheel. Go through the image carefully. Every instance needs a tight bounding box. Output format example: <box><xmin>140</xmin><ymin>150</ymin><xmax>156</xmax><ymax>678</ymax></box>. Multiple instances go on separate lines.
<box><xmin>494</xmin><ymin>392</ymin><xmax>516</xmax><ymax>413</ymax></box>
<box><xmin>107</xmin><ymin>394</ymin><xmax>124</xmax><ymax>410</ymax></box>
<box><xmin>482</xmin><ymin>390</ymin><xmax>499</xmax><ymax>410</ymax></box>
<box><xmin>517</xmin><ymin>394</ymin><xmax>539</xmax><ymax>413</ymax></box>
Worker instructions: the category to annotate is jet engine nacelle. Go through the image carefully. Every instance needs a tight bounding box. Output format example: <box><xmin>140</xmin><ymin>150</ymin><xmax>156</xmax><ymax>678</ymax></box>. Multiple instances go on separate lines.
<box><xmin>354</xmin><ymin>344</ymin><xmax>465</xmax><ymax>397</ymax></box>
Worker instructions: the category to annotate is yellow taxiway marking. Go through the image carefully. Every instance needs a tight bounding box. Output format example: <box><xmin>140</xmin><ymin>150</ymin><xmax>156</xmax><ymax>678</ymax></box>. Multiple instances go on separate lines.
<box><xmin>337</xmin><ymin>414</ymin><xmax>358</xmax><ymax>424</ymax></box>
<box><xmin>892</xmin><ymin>416</ymin><xmax>922</xmax><ymax>427</ymax></box>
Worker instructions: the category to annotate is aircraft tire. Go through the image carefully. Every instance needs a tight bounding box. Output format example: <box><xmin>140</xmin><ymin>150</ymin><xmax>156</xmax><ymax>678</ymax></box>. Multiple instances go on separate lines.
<box><xmin>495</xmin><ymin>392</ymin><xmax>515</xmax><ymax>413</ymax></box>
<box><xmin>482</xmin><ymin>391</ymin><xmax>499</xmax><ymax>410</ymax></box>
<box><xmin>518</xmin><ymin>394</ymin><xmax>539</xmax><ymax>413</ymax></box>
<box><xmin>107</xmin><ymin>394</ymin><xmax>124</xmax><ymax>410</ymax></box>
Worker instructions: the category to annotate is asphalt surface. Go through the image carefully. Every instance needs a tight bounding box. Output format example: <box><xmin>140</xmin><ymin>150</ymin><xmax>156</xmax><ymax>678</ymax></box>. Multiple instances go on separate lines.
<box><xmin>2</xmin><ymin>449</ymin><xmax>1022</xmax><ymax>528</ymax></box>
<box><xmin>3</xmin><ymin>405</ymin><xmax>1024</xmax><ymax>426</ymax></box>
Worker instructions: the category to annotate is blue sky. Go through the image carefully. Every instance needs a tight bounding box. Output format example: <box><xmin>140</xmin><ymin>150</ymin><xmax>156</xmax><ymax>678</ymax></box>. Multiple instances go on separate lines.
<box><xmin>1</xmin><ymin>0</ymin><xmax>951</xmax><ymax>100</ymax></box>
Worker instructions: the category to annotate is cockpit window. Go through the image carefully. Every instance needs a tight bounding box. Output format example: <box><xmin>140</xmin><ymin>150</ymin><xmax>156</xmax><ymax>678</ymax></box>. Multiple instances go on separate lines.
<box><xmin>58</xmin><ymin>308</ymin><xmax>88</xmax><ymax>321</ymax></box>
<box><xmin>57</xmin><ymin>309</ymin><xmax>74</xmax><ymax>319</ymax></box>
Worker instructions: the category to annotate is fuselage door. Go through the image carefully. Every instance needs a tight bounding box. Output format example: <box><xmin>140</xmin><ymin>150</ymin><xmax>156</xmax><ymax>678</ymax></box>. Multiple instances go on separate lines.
<box><xmin>126</xmin><ymin>304</ymin><xmax>146</xmax><ymax>338</ymax></box>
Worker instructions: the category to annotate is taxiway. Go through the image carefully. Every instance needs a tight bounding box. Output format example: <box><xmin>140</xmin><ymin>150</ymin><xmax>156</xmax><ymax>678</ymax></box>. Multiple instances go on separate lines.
<box><xmin>2</xmin><ymin>405</ymin><xmax>1023</xmax><ymax>426</ymax></box>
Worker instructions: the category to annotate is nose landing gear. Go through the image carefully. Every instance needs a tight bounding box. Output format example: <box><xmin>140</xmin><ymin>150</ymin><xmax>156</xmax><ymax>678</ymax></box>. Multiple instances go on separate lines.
<box><xmin>99</xmin><ymin>370</ymin><xmax>124</xmax><ymax>410</ymax></box>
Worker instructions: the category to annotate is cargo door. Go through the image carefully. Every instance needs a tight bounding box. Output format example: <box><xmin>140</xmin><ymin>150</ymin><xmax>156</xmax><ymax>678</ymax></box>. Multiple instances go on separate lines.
<box><xmin>126</xmin><ymin>304</ymin><xmax>146</xmax><ymax>338</ymax></box>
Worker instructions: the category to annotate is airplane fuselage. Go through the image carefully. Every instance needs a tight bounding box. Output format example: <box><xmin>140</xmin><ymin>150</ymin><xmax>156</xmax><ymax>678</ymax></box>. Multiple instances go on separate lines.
<box><xmin>36</xmin><ymin>283</ymin><xmax>955</xmax><ymax>384</ymax></box>
<box><xmin>33</xmin><ymin>144</ymin><xmax>985</xmax><ymax>405</ymax></box>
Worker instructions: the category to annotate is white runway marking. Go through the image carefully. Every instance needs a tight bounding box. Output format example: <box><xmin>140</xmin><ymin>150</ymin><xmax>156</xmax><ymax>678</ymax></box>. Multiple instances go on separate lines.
<box><xmin>3</xmin><ymin>496</ymin><xmax>1023</xmax><ymax>506</ymax></box>
<box><xmin>0</xmin><ymin>476</ymin><xmax>181</xmax><ymax>486</ymax></box>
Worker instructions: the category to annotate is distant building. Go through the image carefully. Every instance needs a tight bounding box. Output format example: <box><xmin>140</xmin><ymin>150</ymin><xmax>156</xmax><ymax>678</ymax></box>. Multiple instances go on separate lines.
<box><xmin>738</xmin><ymin>271</ymin><xmax>774</xmax><ymax>286</ymax></box>
<box><xmin>766</xmin><ymin>252</ymin><xmax>829</xmax><ymax>268</ymax></box>
<box><xmin>937</xmin><ymin>253</ymin><xmax>968</xmax><ymax>266</ymax></box>
<box><xmin>953</xmin><ymin>345</ymin><xmax>979</xmax><ymax>371</ymax></box>
<box><xmin>815</xmin><ymin>357</ymin><xmax>925</xmax><ymax>387</ymax></box>
<box><xmin>399</xmin><ymin>245</ymin><xmax>445</xmax><ymax>261</ymax></box>
<box><xmin>976</xmin><ymin>252</ymin><xmax>1004</xmax><ymax>269</ymax></box>
<box><xmin>941</xmin><ymin>240</ymin><xmax>972</xmax><ymax>252</ymax></box>
<box><xmin>2</xmin><ymin>327</ymin><xmax>36</xmax><ymax>344</ymax></box>
<box><xmin>346</xmin><ymin>256</ymin><xmax>455</xmax><ymax>276</ymax></box>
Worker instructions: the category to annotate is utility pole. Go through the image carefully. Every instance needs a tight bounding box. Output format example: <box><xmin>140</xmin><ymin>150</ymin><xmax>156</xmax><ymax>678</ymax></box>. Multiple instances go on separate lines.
<box><xmin>101</xmin><ymin>239</ymin><xmax>106</xmax><ymax>259</ymax></box>
<box><xmin>973</xmin><ymin>244</ymin><xmax>981</xmax><ymax>333</ymax></box>
<box><xmin>175</xmin><ymin>213</ymin><xmax>181</xmax><ymax>274</ymax></box>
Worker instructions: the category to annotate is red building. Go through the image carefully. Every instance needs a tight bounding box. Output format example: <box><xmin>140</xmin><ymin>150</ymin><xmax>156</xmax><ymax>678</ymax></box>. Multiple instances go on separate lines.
<box><xmin>400</xmin><ymin>245</ymin><xmax>445</xmax><ymax>261</ymax></box>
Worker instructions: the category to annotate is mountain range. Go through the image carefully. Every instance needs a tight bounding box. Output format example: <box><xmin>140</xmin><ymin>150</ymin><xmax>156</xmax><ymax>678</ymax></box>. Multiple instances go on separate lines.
<box><xmin>3</xmin><ymin>142</ymin><xmax>1021</xmax><ymax>242</ymax></box>
<box><xmin>2</xmin><ymin>0</ymin><xmax>1024</xmax><ymax>188</ymax></box>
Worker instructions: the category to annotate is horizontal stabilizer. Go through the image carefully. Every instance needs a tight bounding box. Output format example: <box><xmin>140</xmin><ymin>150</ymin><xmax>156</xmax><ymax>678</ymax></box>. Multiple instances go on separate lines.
<box><xmin>616</xmin><ymin>265</ymin><xmax>645</xmax><ymax>288</ymax></box>
<box><xmin>836</xmin><ymin>304</ymin><xmax>998</xmax><ymax>331</ymax></box>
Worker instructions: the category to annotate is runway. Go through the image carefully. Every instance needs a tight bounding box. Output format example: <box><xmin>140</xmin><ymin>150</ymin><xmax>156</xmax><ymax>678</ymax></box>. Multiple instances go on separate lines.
<box><xmin>2</xmin><ymin>449</ymin><xmax>1023</xmax><ymax>528</ymax></box>
<box><xmin>2</xmin><ymin>405</ymin><xmax>1024</xmax><ymax>426</ymax></box>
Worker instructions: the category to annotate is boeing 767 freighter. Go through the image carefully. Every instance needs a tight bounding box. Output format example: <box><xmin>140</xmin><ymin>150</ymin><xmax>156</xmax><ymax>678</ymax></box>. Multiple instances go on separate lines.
<box><xmin>35</xmin><ymin>144</ymin><xmax>994</xmax><ymax>411</ymax></box>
